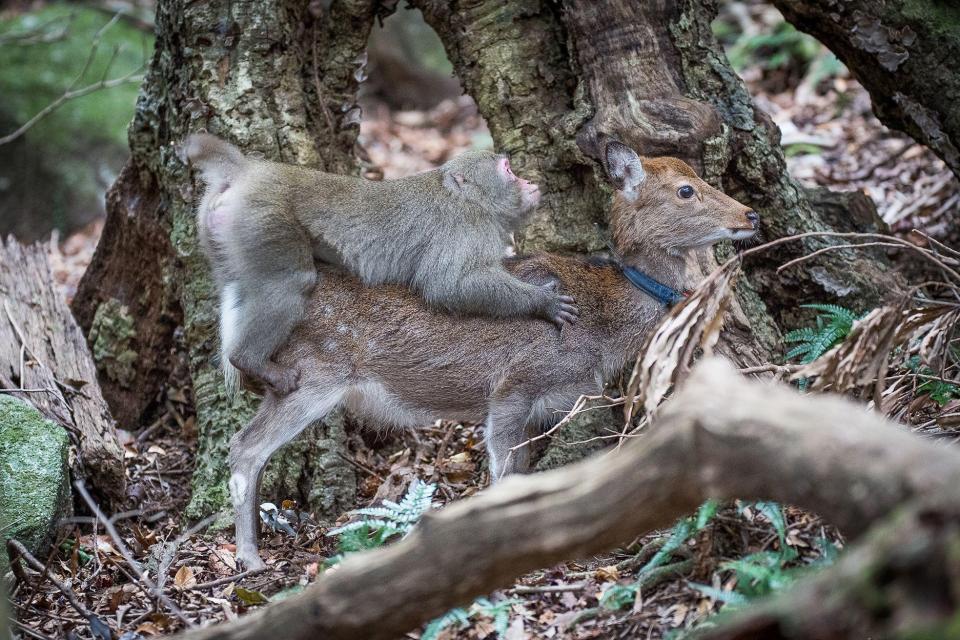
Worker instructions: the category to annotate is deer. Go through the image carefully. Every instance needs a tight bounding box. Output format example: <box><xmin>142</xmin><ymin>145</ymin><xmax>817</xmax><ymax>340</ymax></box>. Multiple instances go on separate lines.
<box><xmin>226</xmin><ymin>141</ymin><xmax>759</xmax><ymax>569</ymax></box>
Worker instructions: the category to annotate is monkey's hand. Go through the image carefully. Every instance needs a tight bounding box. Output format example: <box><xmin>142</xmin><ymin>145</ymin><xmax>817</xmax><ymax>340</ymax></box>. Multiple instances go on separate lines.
<box><xmin>539</xmin><ymin>281</ymin><xmax>580</xmax><ymax>328</ymax></box>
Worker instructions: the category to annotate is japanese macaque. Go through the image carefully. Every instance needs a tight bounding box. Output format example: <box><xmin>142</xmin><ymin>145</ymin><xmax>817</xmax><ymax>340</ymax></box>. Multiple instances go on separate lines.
<box><xmin>227</xmin><ymin>141</ymin><xmax>760</xmax><ymax>569</ymax></box>
<box><xmin>184</xmin><ymin>134</ymin><xmax>578</xmax><ymax>395</ymax></box>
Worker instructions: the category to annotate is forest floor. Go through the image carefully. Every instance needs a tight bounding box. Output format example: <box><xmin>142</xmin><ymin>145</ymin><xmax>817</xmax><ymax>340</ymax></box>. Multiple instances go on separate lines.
<box><xmin>13</xmin><ymin>23</ymin><xmax>960</xmax><ymax>640</ymax></box>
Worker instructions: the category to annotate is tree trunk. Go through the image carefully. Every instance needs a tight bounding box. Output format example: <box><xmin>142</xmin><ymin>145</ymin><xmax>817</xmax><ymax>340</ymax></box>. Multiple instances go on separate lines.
<box><xmin>73</xmin><ymin>0</ymin><xmax>380</xmax><ymax>519</ymax></box>
<box><xmin>774</xmin><ymin>0</ymin><xmax>960</xmax><ymax>180</ymax></box>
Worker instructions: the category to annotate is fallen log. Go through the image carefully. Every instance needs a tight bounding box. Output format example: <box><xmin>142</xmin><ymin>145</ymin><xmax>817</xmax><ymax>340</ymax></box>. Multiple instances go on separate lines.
<box><xmin>0</xmin><ymin>237</ymin><xmax>125</xmax><ymax>502</ymax></box>
<box><xmin>174</xmin><ymin>358</ymin><xmax>960</xmax><ymax>639</ymax></box>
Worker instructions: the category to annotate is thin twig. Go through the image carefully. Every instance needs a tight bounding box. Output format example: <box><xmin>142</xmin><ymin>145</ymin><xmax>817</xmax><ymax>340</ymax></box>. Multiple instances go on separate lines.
<box><xmin>336</xmin><ymin>451</ymin><xmax>385</xmax><ymax>481</ymax></box>
<box><xmin>192</xmin><ymin>567</ymin><xmax>271</xmax><ymax>590</ymax></box>
<box><xmin>6</xmin><ymin>538</ymin><xmax>97</xmax><ymax>622</ymax></box>
<box><xmin>777</xmin><ymin>242</ymin><xmax>914</xmax><ymax>274</ymax></box>
<box><xmin>511</xmin><ymin>583</ymin><xmax>585</xmax><ymax>594</ymax></box>
<box><xmin>74</xmin><ymin>480</ymin><xmax>195</xmax><ymax>627</ymax></box>
<box><xmin>739</xmin><ymin>363</ymin><xmax>803</xmax><ymax>376</ymax></box>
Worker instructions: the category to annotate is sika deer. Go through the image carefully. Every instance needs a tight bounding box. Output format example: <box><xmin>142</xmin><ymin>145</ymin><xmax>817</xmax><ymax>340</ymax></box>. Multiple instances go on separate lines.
<box><xmin>227</xmin><ymin>141</ymin><xmax>758</xmax><ymax>569</ymax></box>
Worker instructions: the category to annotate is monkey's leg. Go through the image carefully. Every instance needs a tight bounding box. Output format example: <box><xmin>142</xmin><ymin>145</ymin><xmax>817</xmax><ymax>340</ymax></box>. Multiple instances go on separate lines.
<box><xmin>485</xmin><ymin>396</ymin><xmax>537</xmax><ymax>481</ymax></box>
<box><xmin>227</xmin><ymin>230</ymin><xmax>317</xmax><ymax>395</ymax></box>
<box><xmin>229</xmin><ymin>386</ymin><xmax>346</xmax><ymax>569</ymax></box>
<box><xmin>454</xmin><ymin>268</ymin><xmax>579</xmax><ymax>327</ymax></box>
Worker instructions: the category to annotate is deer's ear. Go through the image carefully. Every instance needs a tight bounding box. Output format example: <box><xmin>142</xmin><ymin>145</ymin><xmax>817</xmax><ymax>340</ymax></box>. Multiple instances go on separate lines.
<box><xmin>605</xmin><ymin>142</ymin><xmax>646</xmax><ymax>202</ymax></box>
<box><xmin>443</xmin><ymin>171</ymin><xmax>466</xmax><ymax>194</ymax></box>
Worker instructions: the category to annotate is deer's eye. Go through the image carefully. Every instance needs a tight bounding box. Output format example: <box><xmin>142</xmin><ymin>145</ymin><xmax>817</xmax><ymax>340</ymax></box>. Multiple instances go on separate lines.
<box><xmin>677</xmin><ymin>185</ymin><xmax>695</xmax><ymax>199</ymax></box>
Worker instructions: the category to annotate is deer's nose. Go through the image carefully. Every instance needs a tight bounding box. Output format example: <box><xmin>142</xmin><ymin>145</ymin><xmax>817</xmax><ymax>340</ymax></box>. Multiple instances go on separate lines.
<box><xmin>746</xmin><ymin>210</ymin><xmax>759</xmax><ymax>227</ymax></box>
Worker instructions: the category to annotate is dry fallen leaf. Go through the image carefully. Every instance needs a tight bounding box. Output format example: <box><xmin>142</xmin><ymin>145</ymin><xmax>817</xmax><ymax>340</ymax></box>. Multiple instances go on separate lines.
<box><xmin>595</xmin><ymin>565</ymin><xmax>620</xmax><ymax>582</ymax></box>
<box><xmin>174</xmin><ymin>565</ymin><xmax>196</xmax><ymax>590</ymax></box>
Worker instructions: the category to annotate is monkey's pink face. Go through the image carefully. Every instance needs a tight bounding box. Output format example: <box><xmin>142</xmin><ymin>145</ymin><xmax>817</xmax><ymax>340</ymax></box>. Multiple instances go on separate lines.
<box><xmin>498</xmin><ymin>157</ymin><xmax>540</xmax><ymax>210</ymax></box>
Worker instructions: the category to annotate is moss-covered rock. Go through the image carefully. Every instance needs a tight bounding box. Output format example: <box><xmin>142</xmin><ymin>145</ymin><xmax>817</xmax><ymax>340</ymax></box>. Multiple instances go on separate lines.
<box><xmin>0</xmin><ymin>396</ymin><xmax>71</xmax><ymax>575</ymax></box>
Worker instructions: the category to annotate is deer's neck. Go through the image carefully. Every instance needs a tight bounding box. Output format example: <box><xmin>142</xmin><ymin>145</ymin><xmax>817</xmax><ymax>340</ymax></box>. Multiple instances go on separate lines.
<box><xmin>621</xmin><ymin>244</ymin><xmax>690</xmax><ymax>296</ymax></box>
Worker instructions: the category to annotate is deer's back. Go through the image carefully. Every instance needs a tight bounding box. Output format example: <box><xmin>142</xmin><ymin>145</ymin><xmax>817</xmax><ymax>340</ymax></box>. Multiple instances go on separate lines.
<box><xmin>280</xmin><ymin>254</ymin><xmax>650</xmax><ymax>419</ymax></box>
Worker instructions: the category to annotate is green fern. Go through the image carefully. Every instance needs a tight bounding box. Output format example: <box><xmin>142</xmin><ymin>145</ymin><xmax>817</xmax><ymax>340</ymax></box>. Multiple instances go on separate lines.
<box><xmin>421</xmin><ymin>607</ymin><xmax>470</xmax><ymax>640</ymax></box>
<box><xmin>601</xmin><ymin>500</ymin><xmax>719</xmax><ymax>611</ymax></box>
<box><xmin>421</xmin><ymin>597</ymin><xmax>521</xmax><ymax>639</ymax></box>
<box><xmin>784</xmin><ymin>304</ymin><xmax>861</xmax><ymax>365</ymax></box>
<box><xmin>326</xmin><ymin>480</ymin><xmax>437</xmax><ymax>564</ymax></box>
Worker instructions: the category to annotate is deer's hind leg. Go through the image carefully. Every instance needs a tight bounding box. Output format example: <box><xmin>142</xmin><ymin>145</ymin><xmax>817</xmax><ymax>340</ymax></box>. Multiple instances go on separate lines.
<box><xmin>229</xmin><ymin>385</ymin><xmax>345</xmax><ymax>569</ymax></box>
<box><xmin>485</xmin><ymin>395</ymin><xmax>538</xmax><ymax>482</ymax></box>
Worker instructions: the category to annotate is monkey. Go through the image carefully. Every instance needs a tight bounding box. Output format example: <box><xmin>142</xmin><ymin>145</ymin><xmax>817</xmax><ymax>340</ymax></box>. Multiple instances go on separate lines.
<box><xmin>183</xmin><ymin>134</ymin><xmax>580</xmax><ymax>396</ymax></box>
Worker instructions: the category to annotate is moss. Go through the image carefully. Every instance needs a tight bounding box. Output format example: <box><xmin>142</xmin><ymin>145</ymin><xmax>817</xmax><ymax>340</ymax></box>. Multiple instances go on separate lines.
<box><xmin>898</xmin><ymin>0</ymin><xmax>960</xmax><ymax>38</ymax></box>
<box><xmin>88</xmin><ymin>298</ymin><xmax>138</xmax><ymax>387</ymax></box>
<box><xmin>0</xmin><ymin>396</ymin><xmax>71</xmax><ymax>575</ymax></box>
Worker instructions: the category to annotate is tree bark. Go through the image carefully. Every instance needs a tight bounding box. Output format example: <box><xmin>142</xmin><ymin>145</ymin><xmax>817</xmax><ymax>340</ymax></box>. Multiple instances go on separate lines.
<box><xmin>0</xmin><ymin>238</ymin><xmax>125</xmax><ymax>502</ymax></box>
<box><xmin>774</xmin><ymin>0</ymin><xmax>960</xmax><ymax>180</ymax></box>
<box><xmin>73</xmin><ymin>0</ymin><xmax>379</xmax><ymax>519</ymax></box>
<box><xmin>171</xmin><ymin>358</ymin><xmax>960</xmax><ymax>640</ymax></box>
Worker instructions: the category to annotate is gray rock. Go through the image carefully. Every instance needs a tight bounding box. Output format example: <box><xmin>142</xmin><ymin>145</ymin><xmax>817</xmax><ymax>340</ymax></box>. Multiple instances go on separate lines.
<box><xmin>0</xmin><ymin>395</ymin><xmax>71</xmax><ymax>575</ymax></box>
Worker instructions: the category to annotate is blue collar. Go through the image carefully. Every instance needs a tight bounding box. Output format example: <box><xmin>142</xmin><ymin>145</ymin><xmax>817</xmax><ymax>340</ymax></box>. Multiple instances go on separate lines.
<box><xmin>622</xmin><ymin>265</ymin><xmax>687</xmax><ymax>307</ymax></box>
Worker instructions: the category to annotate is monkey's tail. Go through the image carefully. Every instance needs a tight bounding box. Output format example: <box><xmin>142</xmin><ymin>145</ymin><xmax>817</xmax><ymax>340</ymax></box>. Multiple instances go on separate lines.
<box><xmin>182</xmin><ymin>133</ymin><xmax>247</xmax><ymax>187</ymax></box>
<box><xmin>219</xmin><ymin>282</ymin><xmax>242</xmax><ymax>397</ymax></box>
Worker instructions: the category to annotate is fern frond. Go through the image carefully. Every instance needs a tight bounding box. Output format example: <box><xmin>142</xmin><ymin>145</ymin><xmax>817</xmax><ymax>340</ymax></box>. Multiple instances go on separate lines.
<box><xmin>327</xmin><ymin>480</ymin><xmax>438</xmax><ymax>539</ymax></box>
<box><xmin>783</xmin><ymin>327</ymin><xmax>817</xmax><ymax>343</ymax></box>
<box><xmin>785</xmin><ymin>344</ymin><xmax>812</xmax><ymax>360</ymax></box>
<box><xmin>801</xmin><ymin>303</ymin><xmax>857</xmax><ymax>321</ymax></box>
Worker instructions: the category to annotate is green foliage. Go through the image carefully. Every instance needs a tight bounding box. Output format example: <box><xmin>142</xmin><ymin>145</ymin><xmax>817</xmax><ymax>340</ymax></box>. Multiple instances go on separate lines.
<box><xmin>0</xmin><ymin>5</ymin><xmax>149</xmax><ymax>148</ymax></box>
<box><xmin>784</xmin><ymin>304</ymin><xmax>861</xmax><ymax>364</ymax></box>
<box><xmin>601</xmin><ymin>500</ymin><xmax>719</xmax><ymax>611</ymax></box>
<box><xmin>326</xmin><ymin>480</ymin><xmax>437</xmax><ymax>564</ymax></box>
<box><xmin>421</xmin><ymin>608</ymin><xmax>470</xmax><ymax>640</ymax></box>
<box><xmin>689</xmin><ymin>502</ymin><xmax>837</xmax><ymax>610</ymax></box>
<box><xmin>907</xmin><ymin>355</ymin><xmax>960</xmax><ymax>406</ymax></box>
<box><xmin>422</xmin><ymin>598</ymin><xmax>522</xmax><ymax>640</ymax></box>
<box><xmin>602</xmin><ymin>501</ymin><xmax>838</xmax><ymax>617</ymax></box>
<box><xmin>724</xmin><ymin>22</ymin><xmax>821</xmax><ymax>73</ymax></box>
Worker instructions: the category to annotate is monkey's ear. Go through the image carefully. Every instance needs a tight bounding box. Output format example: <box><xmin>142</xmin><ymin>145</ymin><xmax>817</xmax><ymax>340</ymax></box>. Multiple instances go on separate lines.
<box><xmin>605</xmin><ymin>141</ymin><xmax>646</xmax><ymax>202</ymax></box>
<box><xmin>442</xmin><ymin>171</ymin><xmax>466</xmax><ymax>194</ymax></box>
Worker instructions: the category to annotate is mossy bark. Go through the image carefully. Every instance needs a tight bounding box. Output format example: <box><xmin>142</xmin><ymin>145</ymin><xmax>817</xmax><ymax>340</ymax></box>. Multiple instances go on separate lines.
<box><xmin>74</xmin><ymin>0</ymin><xmax>377</xmax><ymax>520</ymax></box>
<box><xmin>773</xmin><ymin>0</ymin><xmax>960</xmax><ymax>180</ymax></box>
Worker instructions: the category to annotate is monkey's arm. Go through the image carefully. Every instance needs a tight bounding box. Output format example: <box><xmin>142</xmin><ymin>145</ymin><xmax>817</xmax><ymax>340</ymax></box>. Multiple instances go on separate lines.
<box><xmin>445</xmin><ymin>267</ymin><xmax>579</xmax><ymax>327</ymax></box>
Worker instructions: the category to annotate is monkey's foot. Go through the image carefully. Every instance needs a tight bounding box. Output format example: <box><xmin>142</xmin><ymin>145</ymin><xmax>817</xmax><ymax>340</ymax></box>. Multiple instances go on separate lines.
<box><xmin>231</xmin><ymin>357</ymin><xmax>301</xmax><ymax>396</ymax></box>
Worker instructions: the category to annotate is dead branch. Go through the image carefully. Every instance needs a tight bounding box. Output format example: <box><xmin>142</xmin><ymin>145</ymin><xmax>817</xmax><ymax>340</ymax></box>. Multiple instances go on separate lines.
<box><xmin>173</xmin><ymin>358</ymin><xmax>960</xmax><ymax>640</ymax></box>
<box><xmin>0</xmin><ymin>237</ymin><xmax>125</xmax><ymax>500</ymax></box>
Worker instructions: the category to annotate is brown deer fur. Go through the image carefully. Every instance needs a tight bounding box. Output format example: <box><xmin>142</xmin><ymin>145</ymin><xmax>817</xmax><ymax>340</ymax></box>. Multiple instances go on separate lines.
<box><xmin>227</xmin><ymin>142</ymin><xmax>757</xmax><ymax>569</ymax></box>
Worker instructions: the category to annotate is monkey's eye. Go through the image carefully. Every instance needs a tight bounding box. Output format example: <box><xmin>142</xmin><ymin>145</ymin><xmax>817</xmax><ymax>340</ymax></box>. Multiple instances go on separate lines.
<box><xmin>677</xmin><ymin>185</ymin><xmax>695</xmax><ymax>199</ymax></box>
